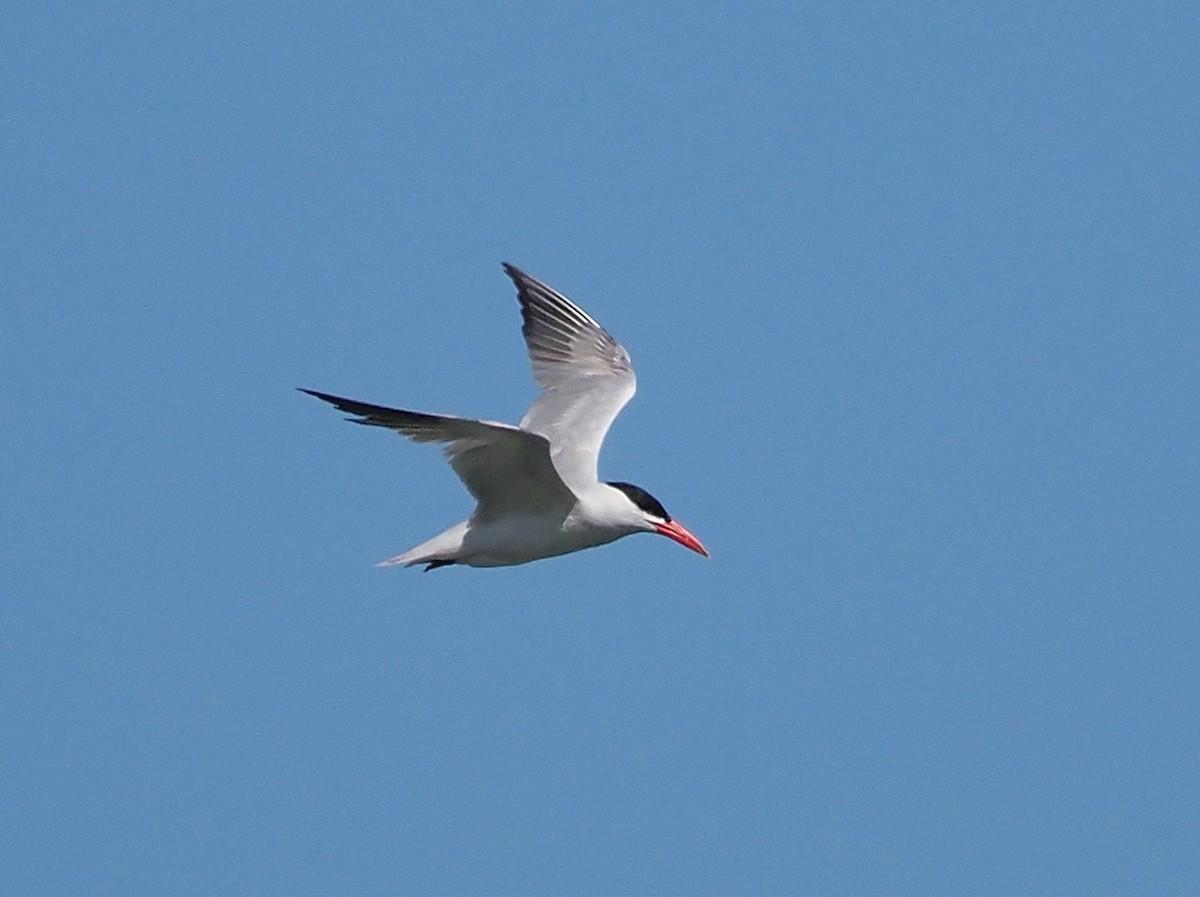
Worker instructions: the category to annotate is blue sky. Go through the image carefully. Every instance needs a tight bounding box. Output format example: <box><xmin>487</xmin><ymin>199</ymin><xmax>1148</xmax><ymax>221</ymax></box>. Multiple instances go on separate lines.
<box><xmin>4</xmin><ymin>2</ymin><xmax>1198</xmax><ymax>894</ymax></box>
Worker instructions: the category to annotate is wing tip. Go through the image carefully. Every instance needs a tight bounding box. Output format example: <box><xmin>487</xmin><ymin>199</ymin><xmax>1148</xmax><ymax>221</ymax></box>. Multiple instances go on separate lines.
<box><xmin>501</xmin><ymin>260</ymin><xmax>525</xmax><ymax>282</ymax></box>
<box><xmin>299</xmin><ymin>386</ymin><xmax>341</xmax><ymax>406</ymax></box>
<box><xmin>299</xmin><ymin>387</ymin><xmax>399</xmax><ymax>426</ymax></box>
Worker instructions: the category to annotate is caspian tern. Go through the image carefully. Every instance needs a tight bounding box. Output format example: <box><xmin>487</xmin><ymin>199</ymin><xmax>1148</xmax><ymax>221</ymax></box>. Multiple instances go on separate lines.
<box><xmin>302</xmin><ymin>263</ymin><xmax>708</xmax><ymax>570</ymax></box>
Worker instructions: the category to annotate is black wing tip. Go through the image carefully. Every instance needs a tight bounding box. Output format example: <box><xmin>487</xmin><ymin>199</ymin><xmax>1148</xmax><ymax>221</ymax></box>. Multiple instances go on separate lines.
<box><xmin>504</xmin><ymin>264</ymin><xmax>572</xmax><ymax>320</ymax></box>
<box><xmin>298</xmin><ymin>386</ymin><xmax>341</xmax><ymax>405</ymax></box>
<box><xmin>502</xmin><ymin>262</ymin><xmax>538</xmax><ymax>297</ymax></box>
<box><xmin>299</xmin><ymin>387</ymin><xmax>358</xmax><ymax>411</ymax></box>
<box><xmin>298</xmin><ymin>387</ymin><xmax>378</xmax><ymax>423</ymax></box>
<box><xmin>503</xmin><ymin>264</ymin><xmax>546</xmax><ymax>331</ymax></box>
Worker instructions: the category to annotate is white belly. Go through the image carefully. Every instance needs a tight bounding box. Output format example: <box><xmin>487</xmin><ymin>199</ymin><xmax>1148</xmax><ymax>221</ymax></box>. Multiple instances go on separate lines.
<box><xmin>459</xmin><ymin>514</ymin><xmax>626</xmax><ymax>567</ymax></box>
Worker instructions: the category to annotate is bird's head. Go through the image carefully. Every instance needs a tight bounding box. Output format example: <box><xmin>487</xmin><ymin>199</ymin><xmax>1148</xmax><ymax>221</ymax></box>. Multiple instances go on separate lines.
<box><xmin>605</xmin><ymin>481</ymin><xmax>709</xmax><ymax>557</ymax></box>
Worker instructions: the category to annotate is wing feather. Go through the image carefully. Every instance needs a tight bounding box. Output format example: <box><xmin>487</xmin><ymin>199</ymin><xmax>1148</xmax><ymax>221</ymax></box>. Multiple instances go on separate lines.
<box><xmin>502</xmin><ymin>264</ymin><xmax>637</xmax><ymax>490</ymax></box>
<box><xmin>299</xmin><ymin>388</ymin><xmax>577</xmax><ymax>518</ymax></box>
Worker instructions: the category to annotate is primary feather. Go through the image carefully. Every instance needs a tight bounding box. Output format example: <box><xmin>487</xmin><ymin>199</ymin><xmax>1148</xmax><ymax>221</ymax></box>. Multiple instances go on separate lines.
<box><xmin>504</xmin><ymin>264</ymin><xmax>637</xmax><ymax>491</ymax></box>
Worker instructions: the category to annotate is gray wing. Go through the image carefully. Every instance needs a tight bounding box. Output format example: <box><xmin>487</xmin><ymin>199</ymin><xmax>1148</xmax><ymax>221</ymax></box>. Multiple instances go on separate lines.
<box><xmin>300</xmin><ymin>388</ymin><xmax>577</xmax><ymax>519</ymax></box>
<box><xmin>503</xmin><ymin>264</ymin><xmax>637</xmax><ymax>491</ymax></box>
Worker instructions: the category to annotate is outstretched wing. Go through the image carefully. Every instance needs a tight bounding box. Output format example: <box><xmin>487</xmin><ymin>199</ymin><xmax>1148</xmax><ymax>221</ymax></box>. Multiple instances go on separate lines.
<box><xmin>503</xmin><ymin>264</ymin><xmax>637</xmax><ymax>491</ymax></box>
<box><xmin>300</xmin><ymin>388</ymin><xmax>577</xmax><ymax>519</ymax></box>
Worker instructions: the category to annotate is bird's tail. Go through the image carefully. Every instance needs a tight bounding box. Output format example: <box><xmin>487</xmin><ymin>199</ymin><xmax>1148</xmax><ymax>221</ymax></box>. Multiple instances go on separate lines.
<box><xmin>377</xmin><ymin>521</ymin><xmax>468</xmax><ymax>569</ymax></box>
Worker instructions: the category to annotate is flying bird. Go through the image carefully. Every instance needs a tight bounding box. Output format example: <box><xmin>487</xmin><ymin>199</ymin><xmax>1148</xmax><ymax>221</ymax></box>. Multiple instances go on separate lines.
<box><xmin>302</xmin><ymin>263</ymin><xmax>708</xmax><ymax>570</ymax></box>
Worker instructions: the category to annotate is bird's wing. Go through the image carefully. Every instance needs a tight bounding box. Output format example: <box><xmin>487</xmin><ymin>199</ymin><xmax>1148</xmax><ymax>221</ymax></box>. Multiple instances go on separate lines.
<box><xmin>300</xmin><ymin>389</ymin><xmax>578</xmax><ymax>519</ymax></box>
<box><xmin>503</xmin><ymin>264</ymin><xmax>637</xmax><ymax>491</ymax></box>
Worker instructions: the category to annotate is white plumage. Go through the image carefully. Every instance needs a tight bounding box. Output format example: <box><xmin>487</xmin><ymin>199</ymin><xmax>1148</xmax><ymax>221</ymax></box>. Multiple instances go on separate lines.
<box><xmin>302</xmin><ymin>264</ymin><xmax>707</xmax><ymax>569</ymax></box>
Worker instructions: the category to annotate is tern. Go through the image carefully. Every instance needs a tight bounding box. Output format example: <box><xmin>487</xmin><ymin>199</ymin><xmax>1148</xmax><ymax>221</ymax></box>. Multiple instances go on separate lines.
<box><xmin>302</xmin><ymin>264</ymin><xmax>708</xmax><ymax>570</ymax></box>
